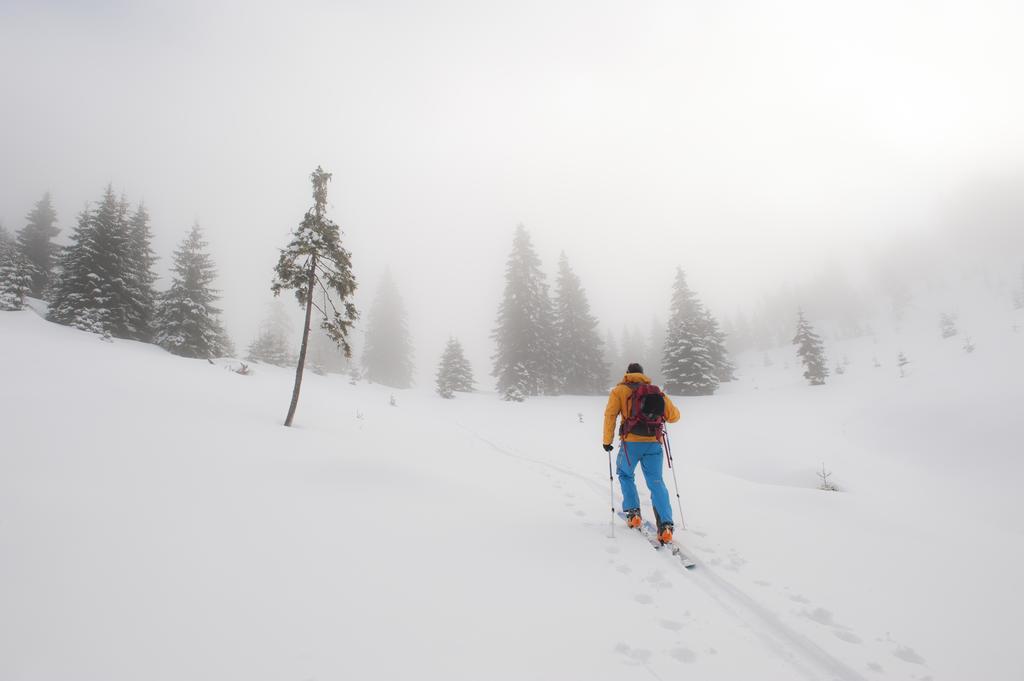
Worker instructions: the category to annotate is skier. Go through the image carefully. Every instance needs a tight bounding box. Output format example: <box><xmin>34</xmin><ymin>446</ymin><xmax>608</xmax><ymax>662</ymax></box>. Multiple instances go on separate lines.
<box><xmin>602</xmin><ymin>363</ymin><xmax>680</xmax><ymax>543</ymax></box>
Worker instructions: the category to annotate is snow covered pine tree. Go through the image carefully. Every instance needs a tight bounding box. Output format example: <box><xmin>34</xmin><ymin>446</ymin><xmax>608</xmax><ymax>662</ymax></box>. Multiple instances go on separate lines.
<box><xmin>271</xmin><ymin>166</ymin><xmax>358</xmax><ymax>427</ymax></box>
<box><xmin>49</xmin><ymin>187</ymin><xmax>145</xmax><ymax>338</ymax></box>
<box><xmin>492</xmin><ymin>224</ymin><xmax>557</xmax><ymax>400</ymax></box>
<box><xmin>552</xmin><ymin>252</ymin><xmax>607</xmax><ymax>395</ymax></box>
<box><xmin>661</xmin><ymin>268</ymin><xmax>719</xmax><ymax>396</ymax></box>
<box><xmin>361</xmin><ymin>270</ymin><xmax>414</xmax><ymax>388</ymax></box>
<box><xmin>793</xmin><ymin>309</ymin><xmax>828</xmax><ymax>386</ymax></box>
<box><xmin>154</xmin><ymin>223</ymin><xmax>230</xmax><ymax>359</ymax></box>
<box><xmin>15</xmin><ymin>193</ymin><xmax>60</xmax><ymax>298</ymax></box>
<box><xmin>435</xmin><ymin>337</ymin><xmax>475</xmax><ymax>398</ymax></box>
<box><xmin>124</xmin><ymin>203</ymin><xmax>159</xmax><ymax>343</ymax></box>
<box><xmin>0</xmin><ymin>231</ymin><xmax>36</xmax><ymax>311</ymax></box>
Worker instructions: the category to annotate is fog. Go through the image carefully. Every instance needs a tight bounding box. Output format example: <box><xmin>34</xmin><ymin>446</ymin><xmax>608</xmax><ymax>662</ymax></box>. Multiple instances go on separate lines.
<box><xmin>3</xmin><ymin>0</ymin><xmax>1023</xmax><ymax>384</ymax></box>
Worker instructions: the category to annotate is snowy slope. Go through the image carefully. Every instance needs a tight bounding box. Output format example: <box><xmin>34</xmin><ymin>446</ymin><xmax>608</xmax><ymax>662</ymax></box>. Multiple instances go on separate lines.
<box><xmin>2</xmin><ymin>307</ymin><xmax>1023</xmax><ymax>681</ymax></box>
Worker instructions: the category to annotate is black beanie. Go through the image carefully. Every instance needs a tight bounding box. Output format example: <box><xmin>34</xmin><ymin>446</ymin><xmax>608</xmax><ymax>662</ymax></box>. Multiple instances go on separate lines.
<box><xmin>627</xmin><ymin>362</ymin><xmax>643</xmax><ymax>374</ymax></box>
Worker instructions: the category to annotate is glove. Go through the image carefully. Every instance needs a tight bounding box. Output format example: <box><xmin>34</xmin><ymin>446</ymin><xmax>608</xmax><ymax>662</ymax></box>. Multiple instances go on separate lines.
<box><xmin>602</xmin><ymin>444</ymin><xmax>614</xmax><ymax>452</ymax></box>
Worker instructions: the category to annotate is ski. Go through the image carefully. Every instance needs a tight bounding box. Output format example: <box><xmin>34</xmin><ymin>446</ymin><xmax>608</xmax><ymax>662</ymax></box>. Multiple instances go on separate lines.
<box><xmin>642</xmin><ymin>520</ymin><xmax>696</xmax><ymax>569</ymax></box>
<box><xmin>616</xmin><ymin>512</ymin><xmax>696</xmax><ymax>569</ymax></box>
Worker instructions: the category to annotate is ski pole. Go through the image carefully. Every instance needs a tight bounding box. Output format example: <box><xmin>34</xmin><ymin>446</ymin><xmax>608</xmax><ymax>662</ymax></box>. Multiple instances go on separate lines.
<box><xmin>607</xmin><ymin>446</ymin><xmax>616</xmax><ymax>538</ymax></box>
<box><xmin>663</xmin><ymin>432</ymin><xmax>687</xmax><ymax>530</ymax></box>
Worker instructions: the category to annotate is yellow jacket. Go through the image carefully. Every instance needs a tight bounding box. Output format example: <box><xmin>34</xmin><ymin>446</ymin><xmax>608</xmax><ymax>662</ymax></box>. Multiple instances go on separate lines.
<box><xmin>603</xmin><ymin>373</ymin><xmax>680</xmax><ymax>446</ymax></box>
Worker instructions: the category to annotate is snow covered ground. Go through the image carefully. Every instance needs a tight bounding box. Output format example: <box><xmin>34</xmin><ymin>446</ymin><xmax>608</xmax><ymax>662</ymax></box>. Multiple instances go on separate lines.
<box><xmin>2</xmin><ymin>302</ymin><xmax>1023</xmax><ymax>680</ymax></box>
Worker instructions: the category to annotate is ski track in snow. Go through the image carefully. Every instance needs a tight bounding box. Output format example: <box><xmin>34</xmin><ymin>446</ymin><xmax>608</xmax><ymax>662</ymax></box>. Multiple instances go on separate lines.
<box><xmin>460</xmin><ymin>423</ymin><xmax>872</xmax><ymax>681</ymax></box>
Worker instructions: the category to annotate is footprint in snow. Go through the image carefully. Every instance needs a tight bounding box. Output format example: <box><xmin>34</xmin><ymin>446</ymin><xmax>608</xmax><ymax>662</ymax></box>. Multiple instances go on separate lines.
<box><xmin>574</xmin><ymin>510</ymin><xmax>585</xmax><ymax>517</ymax></box>
<box><xmin>754</xmin><ymin>579</ymin><xmax>771</xmax><ymax>587</ymax></box>
<box><xmin>643</xmin><ymin>572</ymin><xmax>672</xmax><ymax>591</ymax></box>
<box><xmin>659</xmin><ymin>619</ymin><xmax>684</xmax><ymax>631</ymax></box>
<box><xmin>614</xmin><ymin>643</ymin><xmax>652</xmax><ymax>663</ymax></box>
<box><xmin>867</xmin><ymin>661</ymin><xmax>883</xmax><ymax>673</ymax></box>
<box><xmin>789</xmin><ymin>594</ymin><xmax>811</xmax><ymax>604</ymax></box>
<box><xmin>892</xmin><ymin>645</ymin><xmax>926</xmax><ymax>665</ymax></box>
<box><xmin>633</xmin><ymin>593</ymin><xmax>654</xmax><ymax>605</ymax></box>
<box><xmin>669</xmin><ymin>647</ymin><xmax>697</xmax><ymax>664</ymax></box>
<box><xmin>605</xmin><ymin>546</ymin><xmax>620</xmax><ymax>555</ymax></box>
<box><xmin>616</xmin><ymin>564</ymin><xmax>632</xmax><ymax>575</ymax></box>
<box><xmin>833</xmin><ymin>629</ymin><xmax>862</xmax><ymax>644</ymax></box>
<box><xmin>801</xmin><ymin>607</ymin><xmax>834</xmax><ymax>626</ymax></box>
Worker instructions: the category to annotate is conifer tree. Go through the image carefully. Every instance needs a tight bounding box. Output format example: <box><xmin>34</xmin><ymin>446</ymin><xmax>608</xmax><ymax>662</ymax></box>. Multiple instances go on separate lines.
<box><xmin>703</xmin><ymin>308</ymin><xmax>735</xmax><ymax>382</ymax></box>
<box><xmin>125</xmin><ymin>203</ymin><xmax>159</xmax><ymax>342</ymax></box>
<box><xmin>621</xmin><ymin>325</ymin><xmax>649</xmax><ymax>375</ymax></box>
<box><xmin>307</xmin><ymin>326</ymin><xmax>350</xmax><ymax>374</ymax></box>
<box><xmin>552</xmin><ymin>252</ymin><xmax>607</xmax><ymax>394</ymax></box>
<box><xmin>154</xmin><ymin>223</ymin><xmax>228</xmax><ymax>358</ymax></box>
<box><xmin>272</xmin><ymin>166</ymin><xmax>358</xmax><ymax>426</ymax></box>
<box><xmin>49</xmin><ymin>187</ymin><xmax>135</xmax><ymax>337</ymax></box>
<box><xmin>15</xmin><ymin>193</ymin><xmax>60</xmax><ymax>298</ymax></box>
<box><xmin>793</xmin><ymin>309</ymin><xmax>828</xmax><ymax>386</ymax></box>
<box><xmin>662</xmin><ymin>268</ymin><xmax>718</xmax><ymax>395</ymax></box>
<box><xmin>603</xmin><ymin>328</ymin><xmax>621</xmax><ymax>385</ymax></box>
<box><xmin>492</xmin><ymin>224</ymin><xmax>557</xmax><ymax>400</ymax></box>
<box><xmin>647</xmin><ymin>316</ymin><xmax>667</xmax><ymax>386</ymax></box>
<box><xmin>247</xmin><ymin>330</ymin><xmax>292</xmax><ymax>366</ymax></box>
<box><xmin>435</xmin><ymin>337</ymin><xmax>475</xmax><ymax>398</ymax></box>
<box><xmin>247</xmin><ymin>301</ymin><xmax>293</xmax><ymax>367</ymax></box>
<box><xmin>48</xmin><ymin>207</ymin><xmax>105</xmax><ymax>333</ymax></box>
<box><xmin>0</xmin><ymin>234</ymin><xmax>36</xmax><ymax>311</ymax></box>
<box><xmin>362</xmin><ymin>270</ymin><xmax>414</xmax><ymax>388</ymax></box>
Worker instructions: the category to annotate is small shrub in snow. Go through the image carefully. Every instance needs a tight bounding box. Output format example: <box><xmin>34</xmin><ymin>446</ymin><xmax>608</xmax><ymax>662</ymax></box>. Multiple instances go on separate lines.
<box><xmin>389</xmin><ymin>394</ymin><xmax>397</xmax><ymax>407</ymax></box>
<box><xmin>940</xmin><ymin>313</ymin><xmax>958</xmax><ymax>339</ymax></box>
<box><xmin>817</xmin><ymin>463</ymin><xmax>839</xmax><ymax>492</ymax></box>
<box><xmin>897</xmin><ymin>351</ymin><xmax>910</xmax><ymax>378</ymax></box>
<box><xmin>963</xmin><ymin>337</ymin><xmax>975</xmax><ymax>354</ymax></box>
<box><xmin>873</xmin><ymin>356</ymin><xmax>881</xmax><ymax>368</ymax></box>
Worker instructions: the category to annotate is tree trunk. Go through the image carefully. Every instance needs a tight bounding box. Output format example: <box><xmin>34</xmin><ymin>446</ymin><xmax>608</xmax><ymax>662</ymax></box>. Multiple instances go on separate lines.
<box><xmin>284</xmin><ymin>255</ymin><xmax>316</xmax><ymax>427</ymax></box>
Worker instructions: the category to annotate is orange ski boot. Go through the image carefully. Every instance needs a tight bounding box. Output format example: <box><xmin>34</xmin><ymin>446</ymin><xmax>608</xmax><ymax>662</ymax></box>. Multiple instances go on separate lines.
<box><xmin>657</xmin><ymin>522</ymin><xmax>674</xmax><ymax>544</ymax></box>
<box><xmin>624</xmin><ymin>509</ymin><xmax>642</xmax><ymax>529</ymax></box>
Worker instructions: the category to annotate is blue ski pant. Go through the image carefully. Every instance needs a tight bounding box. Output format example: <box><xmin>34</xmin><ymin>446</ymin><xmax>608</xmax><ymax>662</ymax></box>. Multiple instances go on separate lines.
<box><xmin>617</xmin><ymin>441</ymin><xmax>673</xmax><ymax>525</ymax></box>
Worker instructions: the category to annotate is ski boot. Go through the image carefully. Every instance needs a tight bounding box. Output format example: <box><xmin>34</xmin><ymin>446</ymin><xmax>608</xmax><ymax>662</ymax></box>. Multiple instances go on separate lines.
<box><xmin>624</xmin><ymin>508</ymin><xmax>642</xmax><ymax>529</ymax></box>
<box><xmin>657</xmin><ymin>521</ymin><xmax>674</xmax><ymax>544</ymax></box>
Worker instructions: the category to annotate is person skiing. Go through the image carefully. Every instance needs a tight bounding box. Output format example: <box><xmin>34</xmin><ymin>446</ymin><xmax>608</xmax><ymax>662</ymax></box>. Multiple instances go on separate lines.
<box><xmin>603</xmin><ymin>362</ymin><xmax>680</xmax><ymax>543</ymax></box>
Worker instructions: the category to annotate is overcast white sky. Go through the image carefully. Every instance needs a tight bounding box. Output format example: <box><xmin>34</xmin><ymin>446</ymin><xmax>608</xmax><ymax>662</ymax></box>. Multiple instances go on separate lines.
<box><xmin>2</xmin><ymin>0</ymin><xmax>1022</xmax><ymax>383</ymax></box>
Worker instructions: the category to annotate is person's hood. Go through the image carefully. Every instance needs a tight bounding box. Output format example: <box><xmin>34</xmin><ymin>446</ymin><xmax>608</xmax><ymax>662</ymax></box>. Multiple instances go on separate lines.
<box><xmin>620</xmin><ymin>372</ymin><xmax>651</xmax><ymax>385</ymax></box>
